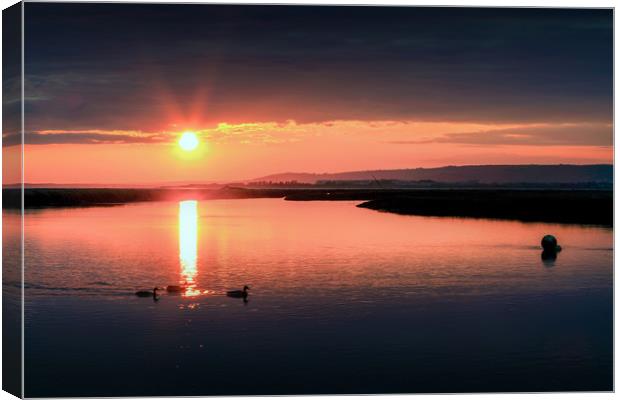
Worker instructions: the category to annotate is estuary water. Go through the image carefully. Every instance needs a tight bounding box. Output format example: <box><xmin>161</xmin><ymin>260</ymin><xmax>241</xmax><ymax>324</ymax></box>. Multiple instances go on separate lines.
<box><xmin>12</xmin><ymin>198</ymin><xmax>612</xmax><ymax>396</ymax></box>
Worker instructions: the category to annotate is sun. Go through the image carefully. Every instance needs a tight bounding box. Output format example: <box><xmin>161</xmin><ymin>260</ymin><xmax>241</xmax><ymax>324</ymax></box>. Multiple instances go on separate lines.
<box><xmin>178</xmin><ymin>131</ymin><xmax>199</xmax><ymax>151</ymax></box>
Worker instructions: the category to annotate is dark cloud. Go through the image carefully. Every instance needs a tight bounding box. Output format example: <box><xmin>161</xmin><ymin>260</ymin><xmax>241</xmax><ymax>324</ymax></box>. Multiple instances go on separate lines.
<box><xmin>3</xmin><ymin>131</ymin><xmax>166</xmax><ymax>147</ymax></box>
<box><xmin>23</xmin><ymin>5</ymin><xmax>612</xmax><ymax>131</ymax></box>
<box><xmin>388</xmin><ymin>123</ymin><xmax>612</xmax><ymax>146</ymax></box>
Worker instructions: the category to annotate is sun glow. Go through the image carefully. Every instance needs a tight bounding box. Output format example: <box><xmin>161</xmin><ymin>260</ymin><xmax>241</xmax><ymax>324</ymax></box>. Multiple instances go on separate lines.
<box><xmin>179</xmin><ymin>200</ymin><xmax>200</xmax><ymax>297</ymax></box>
<box><xmin>178</xmin><ymin>131</ymin><xmax>199</xmax><ymax>151</ymax></box>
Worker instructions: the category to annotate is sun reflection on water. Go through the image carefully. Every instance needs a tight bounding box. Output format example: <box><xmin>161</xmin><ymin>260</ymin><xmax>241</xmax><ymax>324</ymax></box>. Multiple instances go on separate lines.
<box><xmin>179</xmin><ymin>200</ymin><xmax>201</xmax><ymax>297</ymax></box>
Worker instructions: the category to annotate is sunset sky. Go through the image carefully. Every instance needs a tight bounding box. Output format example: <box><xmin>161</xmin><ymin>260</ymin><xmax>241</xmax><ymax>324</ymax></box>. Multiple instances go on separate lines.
<box><xmin>4</xmin><ymin>4</ymin><xmax>613</xmax><ymax>185</ymax></box>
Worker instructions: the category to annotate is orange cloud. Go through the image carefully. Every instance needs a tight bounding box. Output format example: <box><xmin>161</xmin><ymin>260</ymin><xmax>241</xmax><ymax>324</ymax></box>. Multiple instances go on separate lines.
<box><xmin>11</xmin><ymin>120</ymin><xmax>612</xmax><ymax>148</ymax></box>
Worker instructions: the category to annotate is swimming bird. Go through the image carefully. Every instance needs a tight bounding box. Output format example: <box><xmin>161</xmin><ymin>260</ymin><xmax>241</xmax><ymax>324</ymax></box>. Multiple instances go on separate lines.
<box><xmin>166</xmin><ymin>285</ymin><xmax>185</xmax><ymax>293</ymax></box>
<box><xmin>226</xmin><ymin>285</ymin><xmax>249</xmax><ymax>298</ymax></box>
<box><xmin>135</xmin><ymin>287</ymin><xmax>158</xmax><ymax>297</ymax></box>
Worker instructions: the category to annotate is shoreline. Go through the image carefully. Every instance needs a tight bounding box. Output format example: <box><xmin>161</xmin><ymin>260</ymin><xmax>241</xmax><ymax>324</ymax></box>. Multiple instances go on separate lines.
<box><xmin>356</xmin><ymin>191</ymin><xmax>612</xmax><ymax>227</ymax></box>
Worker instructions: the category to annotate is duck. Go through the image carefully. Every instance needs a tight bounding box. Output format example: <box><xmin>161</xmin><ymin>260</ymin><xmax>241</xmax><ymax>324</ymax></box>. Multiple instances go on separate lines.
<box><xmin>226</xmin><ymin>285</ymin><xmax>249</xmax><ymax>298</ymax></box>
<box><xmin>166</xmin><ymin>285</ymin><xmax>185</xmax><ymax>293</ymax></box>
<box><xmin>135</xmin><ymin>287</ymin><xmax>159</xmax><ymax>297</ymax></box>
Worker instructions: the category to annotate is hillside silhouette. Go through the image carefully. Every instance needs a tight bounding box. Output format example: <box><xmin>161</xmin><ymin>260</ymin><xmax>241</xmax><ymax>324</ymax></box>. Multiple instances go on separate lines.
<box><xmin>253</xmin><ymin>164</ymin><xmax>612</xmax><ymax>184</ymax></box>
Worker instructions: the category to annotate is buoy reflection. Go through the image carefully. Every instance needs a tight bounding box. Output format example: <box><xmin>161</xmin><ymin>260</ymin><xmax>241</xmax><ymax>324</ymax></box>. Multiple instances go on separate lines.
<box><xmin>179</xmin><ymin>200</ymin><xmax>201</xmax><ymax>297</ymax></box>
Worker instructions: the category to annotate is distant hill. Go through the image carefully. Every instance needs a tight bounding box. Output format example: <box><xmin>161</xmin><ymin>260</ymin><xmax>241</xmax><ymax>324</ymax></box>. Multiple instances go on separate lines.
<box><xmin>252</xmin><ymin>164</ymin><xmax>613</xmax><ymax>184</ymax></box>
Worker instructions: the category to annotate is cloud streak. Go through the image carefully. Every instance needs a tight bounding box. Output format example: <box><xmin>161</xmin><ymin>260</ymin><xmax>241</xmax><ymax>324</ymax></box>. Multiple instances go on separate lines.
<box><xmin>3</xmin><ymin>130</ymin><xmax>167</xmax><ymax>147</ymax></box>
<box><xmin>390</xmin><ymin>123</ymin><xmax>612</xmax><ymax>146</ymax></box>
<box><xmin>6</xmin><ymin>121</ymin><xmax>612</xmax><ymax>148</ymax></box>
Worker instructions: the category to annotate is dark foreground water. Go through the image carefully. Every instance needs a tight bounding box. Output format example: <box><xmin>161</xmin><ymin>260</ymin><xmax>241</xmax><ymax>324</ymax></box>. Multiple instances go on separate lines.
<box><xmin>13</xmin><ymin>199</ymin><xmax>613</xmax><ymax>396</ymax></box>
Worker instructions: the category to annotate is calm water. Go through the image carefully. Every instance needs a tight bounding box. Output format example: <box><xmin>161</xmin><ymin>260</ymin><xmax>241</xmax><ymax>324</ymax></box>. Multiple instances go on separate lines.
<box><xmin>13</xmin><ymin>199</ymin><xmax>613</xmax><ymax>396</ymax></box>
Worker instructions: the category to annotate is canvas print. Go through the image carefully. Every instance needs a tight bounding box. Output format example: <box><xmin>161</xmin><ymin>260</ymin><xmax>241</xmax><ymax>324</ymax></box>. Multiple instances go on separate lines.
<box><xmin>2</xmin><ymin>3</ymin><xmax>613</xmax><ymax>397</ymax></box>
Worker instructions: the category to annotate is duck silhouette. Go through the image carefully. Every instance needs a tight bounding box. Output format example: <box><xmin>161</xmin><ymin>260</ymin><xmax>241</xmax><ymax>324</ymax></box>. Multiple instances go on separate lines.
<box><xmin>166</xmin><ymin>285</ymin><xmax>185</xmax><ymax>293</ymax></box>
<box><xmin>135</xmin><ymin>287</ymin><xmax>159</xmax><ymax>301</ymax></box>
<box><xmin>226</xmin><ymin>285</ymin><xmax>249</xmax><ymax>298</ymax></box>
